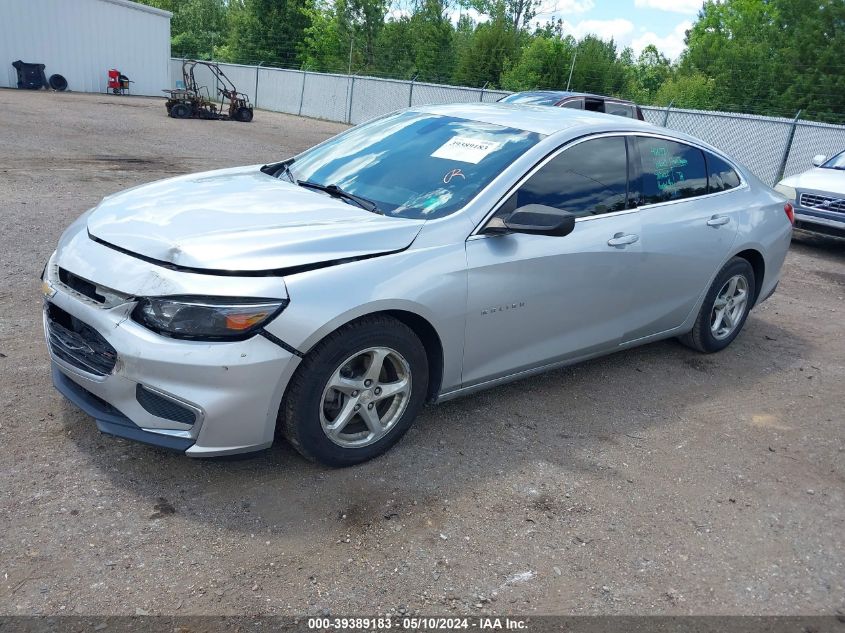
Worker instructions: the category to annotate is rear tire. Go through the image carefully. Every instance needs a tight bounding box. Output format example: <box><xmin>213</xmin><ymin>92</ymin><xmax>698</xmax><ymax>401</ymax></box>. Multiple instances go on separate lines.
<box><xmin>170</xmin><ymin>103</ymin><xmax>191</xmax><ymax>119</ymax></box>
<box><xmin>281</xmin><ymin>316</ymin><xmax>428</xmax><ymax>467</ymax></box>
<box><xmin>679</xmin><ymin>257</ymin><xmax>755</xmax><ymax>353</ymax></box>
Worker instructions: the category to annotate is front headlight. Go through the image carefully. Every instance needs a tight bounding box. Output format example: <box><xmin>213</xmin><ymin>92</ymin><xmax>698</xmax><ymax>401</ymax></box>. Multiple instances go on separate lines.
<box><xmin>774</xmin><ymin>183</ymin><xmax>797</xmax><ymax>202</ymax></box>
<box><xmin>132</xmin><ymin>296</ymin><xmax>287</xmax><ymax>340</ymax></box>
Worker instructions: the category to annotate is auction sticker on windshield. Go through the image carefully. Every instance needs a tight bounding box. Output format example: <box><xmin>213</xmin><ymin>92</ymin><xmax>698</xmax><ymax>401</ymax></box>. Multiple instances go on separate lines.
<box><xmin>431</xmin><ymin>136</ymin><xmax>502</xmax><ymax>164</ymax></box>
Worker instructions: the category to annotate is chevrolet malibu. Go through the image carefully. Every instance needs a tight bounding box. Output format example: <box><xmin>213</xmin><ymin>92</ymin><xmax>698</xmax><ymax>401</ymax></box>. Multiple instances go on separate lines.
<box><xmin>43</xmin><ymin>103</ymin><xmax>793</xmax><ymax>466</ymax></box>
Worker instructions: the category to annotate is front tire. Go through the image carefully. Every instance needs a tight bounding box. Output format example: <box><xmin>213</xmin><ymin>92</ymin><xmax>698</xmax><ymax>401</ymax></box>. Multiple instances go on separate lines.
<box><xmin>281</xmin><ymin>316</ymin><xmax>428</xmax><ymax>466</ymax></box>
<box><xmin>680</xmin><ymin>256</ymin><xmax>755</xmax><ymax>353</ymax></box>
<box><xmin>233</xmin><ymin>106</ymin><xmax>254</xmax><ymax>122</ymax></box>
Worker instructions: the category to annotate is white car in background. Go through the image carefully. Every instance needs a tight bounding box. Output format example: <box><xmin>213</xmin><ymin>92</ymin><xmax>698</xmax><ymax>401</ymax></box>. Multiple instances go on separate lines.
<box><xmin>775</xmin><ymin>150</ymin><xmax>845</xmax><ymax>239</ymax></box>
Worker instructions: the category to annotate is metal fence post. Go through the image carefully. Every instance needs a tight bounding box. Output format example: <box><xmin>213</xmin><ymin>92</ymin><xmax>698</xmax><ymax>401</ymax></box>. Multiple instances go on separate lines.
<box><xmin>298</xmin><ymin>68</ymin><xmax>307</xmax><ymax>116</ymax></box>
<box><xmin>479</xmin><ymin>81</ymin><xmax>489</xmax><ymax>102</ymax></box>
<box><xmin>254</xmin><ymin>61</ymin><xmax>262</xmax><ymax>108</ymax></box>
<box><xmin>774</xmin><ymin>110</ymin><xmax>802</xmax><ymax>185</ymax></box>
<box><xmin>662</xmin><ymin>101</ymin><xmax>673</xmax><ymax>127</ymax></box>
<box><xmin>408</xmin><ymin>74</ymin><xmax>417</xmax><ymax>107</ymax></box>
<box><xmin>346</xmin><ymin>74</ymin><xmax>356</xmax><ymax>124</ymax></box>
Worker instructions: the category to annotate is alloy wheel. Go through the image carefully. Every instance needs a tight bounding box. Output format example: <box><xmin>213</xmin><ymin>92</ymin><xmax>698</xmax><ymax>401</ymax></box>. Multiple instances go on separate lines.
<box><xmin>710</xmin><ymin>274</ymin><xmax>749</xmax><ymax>340</ymax></box>
<box><xmin>319</xmin><ymin>347</ymin><xmax>412</xmax><ymax>448</ymax></box>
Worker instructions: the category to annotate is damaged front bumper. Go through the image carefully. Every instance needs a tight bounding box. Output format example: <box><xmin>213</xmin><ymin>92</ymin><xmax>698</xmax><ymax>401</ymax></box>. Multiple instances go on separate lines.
<box><xmin>42</xmin><ymin>247</ymin><xmax>301</xmax><ymax>457</ymax></box>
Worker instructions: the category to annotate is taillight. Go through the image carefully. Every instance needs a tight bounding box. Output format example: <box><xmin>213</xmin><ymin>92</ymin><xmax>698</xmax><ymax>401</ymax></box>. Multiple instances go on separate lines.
<box><xmin>784</xmin><ymin>202</ymin><xmax>795</xmax><ymax>225</ymax></box>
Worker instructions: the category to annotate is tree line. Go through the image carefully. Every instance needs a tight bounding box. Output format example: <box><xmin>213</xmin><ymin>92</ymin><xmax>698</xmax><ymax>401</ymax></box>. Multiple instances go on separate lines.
<box><xmin>138</xmin><ymin>0</ymin><xmax>845</xmax><ymax>122</ymax></box>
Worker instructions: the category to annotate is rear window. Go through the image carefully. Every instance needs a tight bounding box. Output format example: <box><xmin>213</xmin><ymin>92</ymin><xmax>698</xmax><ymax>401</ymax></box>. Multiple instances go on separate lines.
<box><xmin>636</xmin><ymin>136</ymin><xmax>707</xmax><ymax>203</ymax></box>
<box><xmin>606</xmin><ymin>103</ymin><xmax>634</xmax><ymax>118</ymax></box>
<box><xmin>707</xmin><ymin>153</ymin><xmax>741</xmax><ymax>192</ymax></box>
<box><xmin>500</xmin><ymin>93</ymin><xmax>561</xmax><ymax>106</ymax></box>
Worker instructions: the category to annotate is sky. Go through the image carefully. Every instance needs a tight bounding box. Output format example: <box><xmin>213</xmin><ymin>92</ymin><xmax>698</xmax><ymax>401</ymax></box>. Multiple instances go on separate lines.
<box><xmin>447</xmin><ymin>0</ymin><xmax>705</xmax><ymax>61</ymax></box>
<box><xmin>537</xmin><ymin>0</ymin><xmax>704</xmax><ymax>60</ymax></box>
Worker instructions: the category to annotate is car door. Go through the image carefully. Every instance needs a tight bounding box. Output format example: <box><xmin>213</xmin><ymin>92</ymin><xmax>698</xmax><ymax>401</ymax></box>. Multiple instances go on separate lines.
<box><xmin>621</xmin><ymin>135</ymin><xmax>741</xmax><ymax>342</ymax></box>
<box><xmin>462</xmin><ymin>135</ymin><xmax>642</xmax><ymax>387</ymax></box>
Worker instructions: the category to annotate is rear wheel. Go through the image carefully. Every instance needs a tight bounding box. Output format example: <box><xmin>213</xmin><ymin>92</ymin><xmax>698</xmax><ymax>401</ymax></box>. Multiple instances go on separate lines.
<box><xmin>281</xmin><ymin>316</ymin><xmax>428</xmax><ymax>466</ymax></box>
<box><xmin>680</xmin><ymin>257</ymin><xmax>755</xmax><ymax>353</ymax></box>
<box><xmin>170</xmin><ymin>103</ymin><xmax>191</xmax><ymax>119</ymax></box>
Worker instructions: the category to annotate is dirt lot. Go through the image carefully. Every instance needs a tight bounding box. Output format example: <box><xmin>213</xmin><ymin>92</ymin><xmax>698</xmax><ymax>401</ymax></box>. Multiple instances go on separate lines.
<box><xmin>0</xmin><ymin>90</ymin><xmax>843</xmax><ymax>617</ymax></box>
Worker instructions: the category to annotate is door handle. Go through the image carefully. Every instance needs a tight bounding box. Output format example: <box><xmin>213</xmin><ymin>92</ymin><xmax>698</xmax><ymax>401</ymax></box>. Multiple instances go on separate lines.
<box><xmin>607</xmin><ymin>233</ymin><xmax>639</xmax><ymax>247</ymax></box>
<box><xmin>707</xmin><ymin>215</ymin><xmax>730</xmax><ymax>227</ymax></box>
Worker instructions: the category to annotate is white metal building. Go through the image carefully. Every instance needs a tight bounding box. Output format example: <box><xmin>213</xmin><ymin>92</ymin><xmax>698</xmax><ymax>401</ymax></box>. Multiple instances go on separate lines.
<box><xmin>0</xmin><ymin>0</ymin><xmax>171</xmax><ymax>96</ymax></box>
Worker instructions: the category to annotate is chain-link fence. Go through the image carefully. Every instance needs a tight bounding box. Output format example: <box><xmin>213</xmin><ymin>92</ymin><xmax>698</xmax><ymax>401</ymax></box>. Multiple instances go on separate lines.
<box><xmin>170</xmin><ymin>58</ymin><xmax>845</xmax><ymax>185</ymax></box>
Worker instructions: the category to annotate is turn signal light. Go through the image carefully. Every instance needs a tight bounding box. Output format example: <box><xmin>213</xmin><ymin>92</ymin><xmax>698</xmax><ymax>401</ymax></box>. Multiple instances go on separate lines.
<box><xmin>784</xmin><ymin>202</ymin><xmax>795</xmax><ymax>225</ymax></box>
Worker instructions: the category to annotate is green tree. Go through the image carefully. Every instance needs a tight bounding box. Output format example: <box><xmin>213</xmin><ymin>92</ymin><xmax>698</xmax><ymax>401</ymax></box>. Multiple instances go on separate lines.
<box><xmin>452</xmin><ymin>18</ymin><xmax>520</xmax><ymax>87</ymax></box>
<box><xmin>461</xmin><ymin>0</ymin><xmax>538</xmax><ymax>30</ymax></box>
<box><xmin>300</xmin><ymin>0</ymin><xmax>348</xmax><ymax>71</ymax></box>
<box><xmin>410</xmin><ymin>0</ymin><xmax>455</xmax><ymax>82</ymax></box>
<box><xmin>500</xmin><ymin>33</ymin><xmax>576</xmax><ymax>91</ymax></box>
<box><xmin>568</xmin><ymin>35</ymin><xmax>626</xmax><ymax>96</ymax></box>
<box><xmin>224</xmin><ymin>0</ymin><xmax>314</xmax><ymax>66</ymax></box>
<box><xmin>773</xmin><ymin>0</ymin><xmax>845</xmax><ymax>121</ymax></box>
<box><xmin>680</xmin><ymin>0</ymin><xmax>776</xmax><ymax>112</ymax></box>
<box><xmin>135</xmin><ymin>0</ymin><xmax>227</xmax><ymax>59</ymax></box>
<box><xmin>373</xmin><ymin>17</ymin><xmax>417</xmax><ymax>77</ymax></box>
<box><xmin>634</xmin><ymin>44</ymin><xmax>671</xmax><ymax>101</ymax></box>
<box><xmin>654</xmin><ymin>72</ymin><xmax>715</xmax><ymax>109</ymax></box>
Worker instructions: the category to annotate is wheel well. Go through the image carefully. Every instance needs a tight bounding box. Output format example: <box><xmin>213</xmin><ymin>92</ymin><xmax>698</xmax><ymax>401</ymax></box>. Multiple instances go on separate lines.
<box><xmin>383</xmin><ymin>310</ymin><xmax>444</xmax><ymax>402</ymax></box>
<box><xmin>735</xmin><ymin>249</ymin><xmax>765</xmax><ymax>305</ymax></box>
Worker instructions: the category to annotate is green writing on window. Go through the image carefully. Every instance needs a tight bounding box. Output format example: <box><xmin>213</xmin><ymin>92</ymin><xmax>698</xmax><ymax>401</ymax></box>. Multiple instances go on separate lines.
<box><xmin>650</xmin><ymin>146</ymin><xmax>689</xmax><ymax>191</ymax></box>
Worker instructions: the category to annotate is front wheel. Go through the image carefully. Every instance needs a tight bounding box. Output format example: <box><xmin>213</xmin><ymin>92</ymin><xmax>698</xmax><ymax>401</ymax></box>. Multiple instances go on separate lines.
<box><xmin>280</xmin><ymin>316</ymin><xmax>428</xmax><ymax>466</ymax></box>
<box><xmin>679</xmin><ymin>257</ymin><xmax>755</xmax><ymax>353</ymax></box>
<box><xmin>233</xmin><ymin>106</ymin><xmax>253</xmax><ymax>122</ymax></box>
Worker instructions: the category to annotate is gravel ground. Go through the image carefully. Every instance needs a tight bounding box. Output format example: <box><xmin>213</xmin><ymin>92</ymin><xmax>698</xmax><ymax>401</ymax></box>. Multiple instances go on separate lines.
<box><xmin>0</xmin><ymin>90</ymin><xmax>843</xmax><ymax>617</ymax></box>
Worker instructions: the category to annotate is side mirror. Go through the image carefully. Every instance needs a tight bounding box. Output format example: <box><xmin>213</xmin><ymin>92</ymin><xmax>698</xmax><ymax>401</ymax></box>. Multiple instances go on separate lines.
<box><xmin>502</xmin><ymin>204</ymin><xmax>576</xmax><ymax>237</ymax></box>
<box><xmin>812</xmin><ymin>154</ymin><xmax>826</xmax><ymax>167</ymax></box>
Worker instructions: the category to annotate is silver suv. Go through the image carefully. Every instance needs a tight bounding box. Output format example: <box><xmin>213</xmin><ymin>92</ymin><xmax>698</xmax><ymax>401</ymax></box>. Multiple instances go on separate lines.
<box><xmin>776</xmin><ymin>150</ymin><xmax>845</xmax><ymax>239</ymax></box>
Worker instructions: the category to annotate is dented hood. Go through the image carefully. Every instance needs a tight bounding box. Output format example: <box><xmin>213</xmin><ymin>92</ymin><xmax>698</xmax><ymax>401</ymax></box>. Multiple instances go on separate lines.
<box><xmin>86</xmin><ymin>166</ymin><xmax>425</xmax><ymax>272</ymax></box>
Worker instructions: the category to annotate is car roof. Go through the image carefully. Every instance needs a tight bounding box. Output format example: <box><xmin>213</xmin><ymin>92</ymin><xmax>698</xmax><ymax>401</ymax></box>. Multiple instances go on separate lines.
<box><xmin>507</xmin><ymin>90</ymin><xmax>590</xmax><ymax>99</ymax></box>
<box><xmin>414</xmin><ymin>101</ymin><xmax>653</xmax><ymax>136</ymax></box>
<box><xmin>507</xmin><ymin>90</ymin><xmax>634</xmax><ymax>101</ymax></box>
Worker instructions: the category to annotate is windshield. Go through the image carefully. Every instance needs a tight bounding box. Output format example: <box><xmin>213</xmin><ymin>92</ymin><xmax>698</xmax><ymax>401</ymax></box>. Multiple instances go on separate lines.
<box><xmin>288</xmin><ymin>111</ymin><xmax>542</xmax><ymax>219</ymax></box>
<box><xmin>822</xmin><ymin>150</ymin><xmax>845</xmax><ymax>170</ymax></box>
<box><xmin>500</xmin><ymin>93</ymin><xmax>561</xmax><ymax>106</ymax></box>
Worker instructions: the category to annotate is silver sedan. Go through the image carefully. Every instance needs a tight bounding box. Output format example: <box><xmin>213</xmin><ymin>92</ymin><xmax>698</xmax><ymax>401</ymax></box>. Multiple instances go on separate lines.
<box><xmin>43</xmin><ymin>103</ymin><xmax>793</xmax><ymax>465</ymax></box>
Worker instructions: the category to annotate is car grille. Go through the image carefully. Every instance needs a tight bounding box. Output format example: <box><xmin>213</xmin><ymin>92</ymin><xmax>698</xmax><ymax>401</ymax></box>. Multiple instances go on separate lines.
<box><xmin>58</xmin><ymin>267</ymin><xmax>106</xmax><ymax>303</ymax></box>
<box><xmin>799</xmin><ymin>193</ymin><xmax>845</xmax><ymax>214</ymax></box>
<box><xmin>45</xmin><ymin>302</ymin><xmax>117</xmax><ymax>377</ymax></box>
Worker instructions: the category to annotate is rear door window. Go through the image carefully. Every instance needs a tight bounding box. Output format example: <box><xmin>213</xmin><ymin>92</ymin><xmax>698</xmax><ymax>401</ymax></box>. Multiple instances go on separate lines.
<box><xmin>706</xmin><ymin>153</ymin><xmax>741</xmax><ymax>192</ymax></box>
<box><xmin>514</xmin><ymin>136</ymin><xmax>630</xmax><ymax>218</ymax></box>
<box><xmin>560</xmin><ymin>98</ymin><xmax>584</xmax><ymax>110</ymax></box>
<box><xmin>606</xmin><ymin>102</ymin><xmax>634</xmax><ymax>118</ymax></box>
<box><xmin>634</xmin><ymin>136</ymin><xmax>708</xmax><ymax>204</ymax></box>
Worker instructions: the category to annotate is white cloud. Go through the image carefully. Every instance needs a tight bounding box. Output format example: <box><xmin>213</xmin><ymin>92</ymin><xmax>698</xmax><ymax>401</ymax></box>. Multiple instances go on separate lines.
<box><xmin>451</xmin><ymin>0</ymin><xmax>593</xmax><ymax>24</ymax></box>
<box><xmin>535</xmin><ymin>0</ymin><xmax>595</xmax><ymax>17</ymax></box>
<box><xmin>447</xmin><ymin>6</ymin><xmax>487</xmax><ymax>25</ymax></box>
<box><xmin>631</xmin><ymin>20</ymin><xmax>692</xmax><ymax>60</ymax></box>
<box><xmin>562</xmin><ymin>18</ymin><xmax>636</xmax><ymax>42</ymax></box>
<box><xmin>634</xmin><ymin>0</ymin><xmax>703</xmax><ymax>15</ymax></box>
